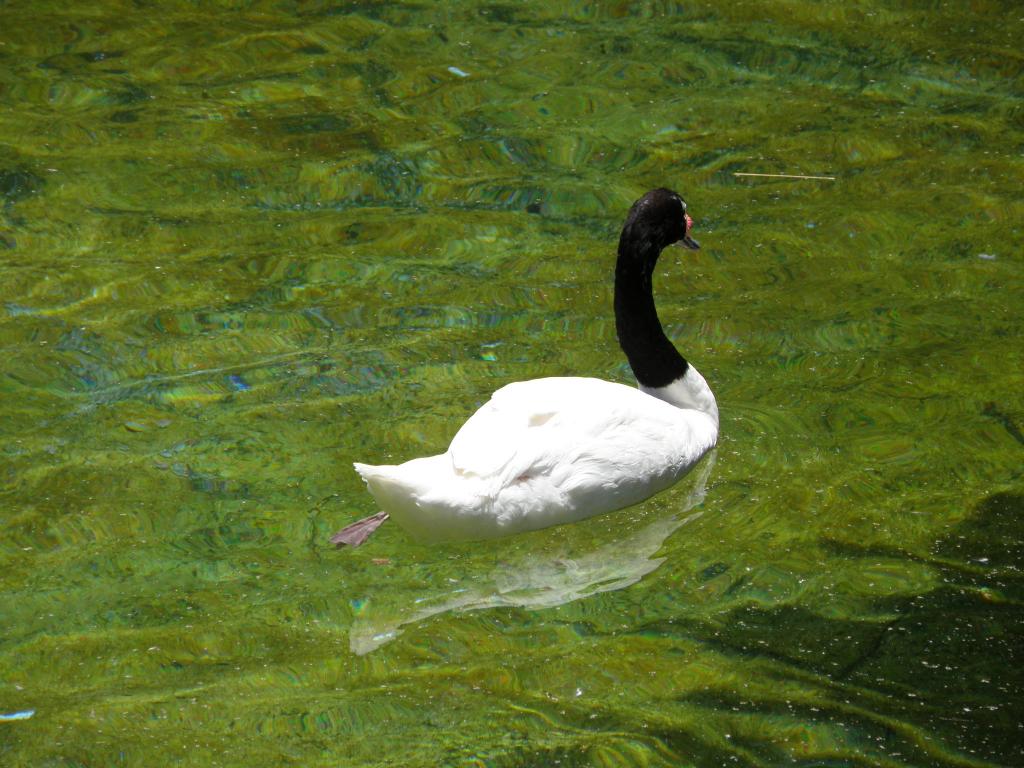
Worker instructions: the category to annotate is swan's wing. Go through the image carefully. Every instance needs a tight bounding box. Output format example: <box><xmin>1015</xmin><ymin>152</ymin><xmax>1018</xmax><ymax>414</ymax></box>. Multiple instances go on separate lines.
<box><xmin>447</xmin><ymin>377</ymin><xmax>614</xmax><ymax>479</ymax></box>
<box><xmin>447</xmin><ymin>377</ymin><xmax>708</xmax><ymax>496</ymax></box>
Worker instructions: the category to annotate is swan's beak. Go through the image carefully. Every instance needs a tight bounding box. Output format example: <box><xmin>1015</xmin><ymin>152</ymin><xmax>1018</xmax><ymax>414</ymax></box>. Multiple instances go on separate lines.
<box><xmin>678</xmin><ymin>213</ymin><xmax>700</xmax><ymax>250</ymax></box>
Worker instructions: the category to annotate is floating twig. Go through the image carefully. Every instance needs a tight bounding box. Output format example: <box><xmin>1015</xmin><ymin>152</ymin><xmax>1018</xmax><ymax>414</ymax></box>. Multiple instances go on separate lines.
<box><xmin>734</xmin><ymin>172</ymin><xmax>836</xmax><ymax>181</ymax></box>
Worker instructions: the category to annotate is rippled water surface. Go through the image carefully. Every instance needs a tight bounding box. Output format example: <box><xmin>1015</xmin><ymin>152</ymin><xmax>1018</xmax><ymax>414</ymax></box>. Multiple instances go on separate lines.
<box><xmin>2</xmin><ymin>1</ymin><xmax>1023</xmax><ymax>765</ymax></box>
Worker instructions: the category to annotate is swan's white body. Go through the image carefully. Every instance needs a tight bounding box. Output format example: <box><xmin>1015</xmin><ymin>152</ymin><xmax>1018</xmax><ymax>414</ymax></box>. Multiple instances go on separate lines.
<box><xmin>354</xmin><ymin>368</ymin><xmax>718</xmax><ymax>543</ymax></box>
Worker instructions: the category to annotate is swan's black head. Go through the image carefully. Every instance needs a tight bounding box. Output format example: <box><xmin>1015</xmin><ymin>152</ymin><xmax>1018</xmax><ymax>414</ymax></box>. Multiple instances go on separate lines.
<box><xmin>620</xmin><ymin>188</ymin><xmax>700</xmax><ymax>254</ymax></box>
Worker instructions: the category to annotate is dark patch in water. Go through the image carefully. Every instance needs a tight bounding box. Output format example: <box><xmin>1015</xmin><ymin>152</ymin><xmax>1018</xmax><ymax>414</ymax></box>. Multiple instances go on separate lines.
<box><xmin>79</xmin><ymin>50</ymin><xmax>124</xmax><ymax>63</ymax></box>
<box><xmin>933</xmin><ymin>491</ymin><xmax>1024</xmax><ymax>568</ymax></box>
<box><xmin>110</xmin><ymin>110</ymin><xmax>140</xmax><ymax>123</ymax></box>
<box><xmin>0</xmin><ymin>168</ymin><xmax>43</xmax><ymax>205</ymax></box>
<box><xmin>982</xmin><ymin>402</ymin><xmax>1024</xmax><ymax>447</ymax></box>
<box><xmin>114</xmin><ymin>84</ymin><xmax>151</xmax><ymax>105</ymax></box>
<box><xmin>279</xmin><ymin>113</ymin><xmax>350</xmax><ymax>134</ymax></box>
<box><xmin>698</xmin><ymin>561</ymin><xmax>729</xmax><ymax>580</ymax></box>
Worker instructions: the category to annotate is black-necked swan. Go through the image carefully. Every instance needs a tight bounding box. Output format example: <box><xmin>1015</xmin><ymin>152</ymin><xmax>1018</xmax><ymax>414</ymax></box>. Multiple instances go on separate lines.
<box><xmin>332</xmin><ymin>188</ymin><xmax>718</xmax><ymax>547</ymax></box>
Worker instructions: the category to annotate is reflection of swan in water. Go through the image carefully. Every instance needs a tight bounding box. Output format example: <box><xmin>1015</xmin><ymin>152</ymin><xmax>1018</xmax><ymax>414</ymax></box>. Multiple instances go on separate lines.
<box><xmin>349</xmin><ymin>453</ymin><xmax>715</xmax><ymax>655</ymax></box>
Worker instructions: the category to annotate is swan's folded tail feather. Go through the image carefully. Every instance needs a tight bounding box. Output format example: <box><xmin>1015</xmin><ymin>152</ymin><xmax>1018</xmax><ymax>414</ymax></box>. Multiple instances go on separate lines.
<box><xmin>353</xmin><ymin>462</ymin><xmax>392</xmax><ymax>483</ymax></box>
<box><xmin>353</xmin><ymin>461</ymin><xmax>427</xmax><ymax>507</ymax></box>
<box><xmin>351</xmin><ymin>459</ymin><xmax>441</xmax><ymax>533</ymax></box>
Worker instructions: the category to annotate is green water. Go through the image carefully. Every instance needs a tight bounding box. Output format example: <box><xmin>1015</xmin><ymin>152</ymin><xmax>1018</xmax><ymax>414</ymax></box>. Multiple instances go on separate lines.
<box><xmin>2</xmin><ymin>1</ymin><xmax>1022</xmax><ymax>765</ymax></box>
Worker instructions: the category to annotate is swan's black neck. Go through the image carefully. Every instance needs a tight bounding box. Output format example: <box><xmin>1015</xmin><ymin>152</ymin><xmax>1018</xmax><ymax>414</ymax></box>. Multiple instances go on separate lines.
<box><xmin>614</xmin><ymin>233</ymin><xmax>689</xmax><ymax>389</ymax></box>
